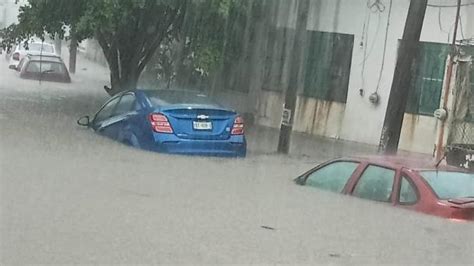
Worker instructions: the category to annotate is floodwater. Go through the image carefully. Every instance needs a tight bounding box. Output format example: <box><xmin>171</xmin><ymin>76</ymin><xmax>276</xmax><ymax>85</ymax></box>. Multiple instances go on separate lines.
<box><xmin>0</xmin><ymin>54</ymin><xmax>473</xmax><ymax>265</ymax></box>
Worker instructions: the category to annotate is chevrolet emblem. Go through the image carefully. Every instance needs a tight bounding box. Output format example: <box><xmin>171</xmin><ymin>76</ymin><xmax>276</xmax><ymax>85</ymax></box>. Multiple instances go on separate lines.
<box><xmin>197</xmin><ymin>114</ymin><xmax>209</xmax><ymax>120</ymax></box>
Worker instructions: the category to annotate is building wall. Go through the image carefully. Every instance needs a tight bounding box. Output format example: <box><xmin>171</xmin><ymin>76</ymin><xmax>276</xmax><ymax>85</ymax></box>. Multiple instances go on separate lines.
<box><xmin>255</xmin><ymin>90</ymin><xmax>345</xmax><ymax>139</ymax></box>
<box><xmin>264</xmin><ymin>0</ymin><xmax>474</xmax><ymax>154</ymax></box>
<box><xmin>399</xmin><ymin>114</ymin><xmax>439</xmax><ymax>155</ymax></box>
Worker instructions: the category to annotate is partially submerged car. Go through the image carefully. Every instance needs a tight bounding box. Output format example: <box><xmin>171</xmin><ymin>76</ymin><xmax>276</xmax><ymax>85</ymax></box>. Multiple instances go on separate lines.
<box><xmin>7</xmin><ymin>42</ymin><xmax>56</xmax><ymax>69</ymax></box>
<box><xmin>295</xmin><ymin>156</ymin><xmax>473</xmax><ymax>221</ymax></box>
<box><xmin>77</xmin><ymin>89</ymin><xmax>247</xmax><ymax>157</ymax></box>
<box><xmin>11</xmin><ymin>53</ymin><xmax>71</xmax><ymax>83</ymax></box>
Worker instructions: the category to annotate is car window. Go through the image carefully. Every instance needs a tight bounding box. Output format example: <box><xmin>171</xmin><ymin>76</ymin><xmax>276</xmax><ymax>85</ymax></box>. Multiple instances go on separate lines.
<box><xmin>305</xmin><ymin>161</ymin><xmax>359</xmax><ymax>193</ymax></box>
<box><xmin>399</xmin><ymin>176</ymin><xmax>418</xmax><ymax>204</ymax></box>
<box><xmin>113</xmin><ymin>93</ymin><xmax>136</xmax><ymax>116</ymax></box>
<box><xmin>26</xmin><ymin>61</ymin><xmax>66</xmax><ymax>74</ymax></box>
<box><xmin>353</xmin><ymin>165</ymin><xmax>395</xmax><ymax>202</ymax></box>
<box><xmin>145</xmin><ymin>90</ymin><xmax>219</xmax><ymax>106</ymax></box>
<box><xmin>420</xmin><ymin>171</ymin><xmax>473</xmax><ymax>199</ymax></box>
<box><xmin>94</xmin><ymin>97</ymin><xmax>120</xmax><ymax>123</ymax></box>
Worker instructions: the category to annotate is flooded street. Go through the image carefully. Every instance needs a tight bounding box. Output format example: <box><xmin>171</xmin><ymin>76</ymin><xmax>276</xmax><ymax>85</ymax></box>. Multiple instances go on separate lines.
<box><xmin>1</xmin><ymin>55</ymin><xmax>473</xmax><ymax>265</ymax></box>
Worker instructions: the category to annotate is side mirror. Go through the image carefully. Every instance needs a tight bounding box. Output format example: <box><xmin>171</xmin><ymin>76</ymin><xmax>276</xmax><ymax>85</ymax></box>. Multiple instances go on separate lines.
<box><xmin>8</xmin><ymin>65</ymin><xmax>17</xmax><ymax>70</ymax></box>
<box><xmin>77</xmin><ymin>115</ymin><xmax>91</xmax><ymax>127</ymax></box>
<box><xmin>294</xmin><ymin>175</ymin><xmax>306</xmax><ymax>185</ymax></box>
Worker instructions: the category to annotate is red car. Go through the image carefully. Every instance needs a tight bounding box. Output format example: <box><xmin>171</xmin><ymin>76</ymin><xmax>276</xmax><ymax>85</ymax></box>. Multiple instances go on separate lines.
<box><xmin>295</xmin><ymin>156</ymin><xmax>474</xmax><ymax>221</ymax></box>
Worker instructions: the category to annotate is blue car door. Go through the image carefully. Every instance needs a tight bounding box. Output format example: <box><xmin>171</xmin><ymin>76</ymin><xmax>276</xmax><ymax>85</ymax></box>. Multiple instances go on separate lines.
<box><xmin>91</xmin><ymin>95</ymin><xmax>121</xmax><ymax>139</ymax></box>
<box><xmin>111</xmin><ymin>92</ymin><xmax>141</xmax><ymax>144</ymax></box>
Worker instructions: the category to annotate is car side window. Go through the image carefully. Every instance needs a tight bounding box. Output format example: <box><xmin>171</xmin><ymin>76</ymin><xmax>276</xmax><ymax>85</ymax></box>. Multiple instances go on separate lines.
<box><xmin>26</xmin><ymin>62</ymin><xmax>40</xmax><ymax>73</ymax></box>
<box><xmin>305</xmin><ymin>161</ymin><xmax>359</xmax><ymax>193</ymax></box>
<box><xmin>399</xmin><ymin>176</ymin><xmax>418</xmax><ymax>204</ymax></box>
<box><xmin>113</xmin><ymin>93</ymin><xmax>136</xmax><ymax>116</ymax></box>
<box><xmin>94</xmin><ymin>97</ymin><xmax>120</xmax><ymax>123</ymax></box>
<box><xmin>352</xmin><ymin>165</ymin><xmax>395</xmax><ymax>202</ymax></box>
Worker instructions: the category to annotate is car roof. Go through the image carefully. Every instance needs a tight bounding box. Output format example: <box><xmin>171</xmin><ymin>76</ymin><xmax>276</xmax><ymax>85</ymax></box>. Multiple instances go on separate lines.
<box><xmin>26</xmin><ymin>54</ymin><xmax>63</xmax><ymax>63</ymax></box>
<box><xmin>137</xmin><ymin>88</ymin><xmax>208</xmax><ymax>94</ymax></box>
<box><xmin>338</xmin><ymin>155</ymin><xmax>468</xmax><ymax>172</ymax></box>
<box><xmin>26</xmin><ymin>51</ymin><xmax>59</xmax><ymax>57</ymax></box>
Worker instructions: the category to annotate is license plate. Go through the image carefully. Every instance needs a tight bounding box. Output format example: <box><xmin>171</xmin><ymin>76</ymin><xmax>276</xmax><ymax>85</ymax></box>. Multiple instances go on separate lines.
<box><xmin>193</xmin><ymin>121</ymin><xmax>212</xmax><ymax>130</ymax></box>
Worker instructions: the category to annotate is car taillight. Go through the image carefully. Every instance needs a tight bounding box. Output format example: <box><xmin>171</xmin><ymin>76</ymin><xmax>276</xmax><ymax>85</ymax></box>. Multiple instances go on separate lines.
<box><xmin>149</xmin><ymin>113</ymin><xmax>173</xmax><ymax>133</ymax></box>
<box><xmin>231</xmin><ymin>116</ymin><xmax>244</xmax><ymax>135</ymax></box>
<box><xmin>12</xmin><ymin>52</ymin><xmax>20</xmax><ymax>61</ymax></box>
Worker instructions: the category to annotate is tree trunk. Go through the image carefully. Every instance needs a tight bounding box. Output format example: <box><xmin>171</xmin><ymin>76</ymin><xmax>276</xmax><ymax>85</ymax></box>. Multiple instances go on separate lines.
<box><xmin>69</xmin><ymin>34</ymin><xmax>78</xmax><ymax>74</ymax></box>
<box><xmin>379</xmin><ymin>0</ymin><xmax>428</xmax><ymax>154</ymax></box>
<box><xmin>108</xmin><ymin>59</ymin><xmax>140</xmax><ymax>96</ymax></box>
<box><xmin>175</xmin><ymin>2</ymin><xmax>193</xmax><ymax>88</ymax></box>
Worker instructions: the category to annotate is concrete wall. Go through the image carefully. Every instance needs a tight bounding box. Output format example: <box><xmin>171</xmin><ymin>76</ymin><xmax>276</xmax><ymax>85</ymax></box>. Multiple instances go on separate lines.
<box><xmin>256</xmin><ymin>90</ymin><xmax>345</xmax><ymax>139</ymax></box>
<box><xmin>399</xmin><ymin>114</ymin><xmax>439</xmax><ymax>155</ymax></box>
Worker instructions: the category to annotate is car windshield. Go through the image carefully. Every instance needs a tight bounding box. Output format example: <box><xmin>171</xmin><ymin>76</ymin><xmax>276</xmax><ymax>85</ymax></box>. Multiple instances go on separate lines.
<box><xmin>421</xmin><ymin>171</ymin><xmax>474</xmax><ymax>199</ymax></box>
<box><xmin>145</xmin><ymin>90</ymin><xmax>219</xmax><ymax>106</ymax></box>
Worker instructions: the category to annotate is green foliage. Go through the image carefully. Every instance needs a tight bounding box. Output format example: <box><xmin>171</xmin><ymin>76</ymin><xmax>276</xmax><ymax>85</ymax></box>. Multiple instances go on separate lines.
<box><xmin>2</xmin><ymin>0</ymin><xmax>186</xmax><ymax>94</ymax></box>
<box><xmin>1</xmin><ymin>0</ymin><xmax>259</xmax><ymax>93</ymax></box>
<box><xmin>145</xmin><ymin>0</ymin><xmax>258</xmax><ymax>89</ymax></box>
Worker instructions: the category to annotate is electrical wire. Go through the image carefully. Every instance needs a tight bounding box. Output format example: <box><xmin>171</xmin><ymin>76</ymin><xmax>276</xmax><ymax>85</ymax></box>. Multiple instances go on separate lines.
<box><xmin>375</xmin><ymin>0</ymin><xmax>392</xmax><ymax>93</ymax></box>
<box><xmin>438</xmin><ymin>7</ymin><xmax>449</xmax><ymax>34</ymax></box>
<box><xmin>428</xmin><ymin>2</ymin><xmax>474</xmax><ymax>8</ymax></box>
<box><xmin>360</xmin><ymin>5</ymin><xmax>371</xmax><ymax>91</ymax></box>
<box><xmin>367</xmin><ymin>0</ymin><xmax>385</xmax><ymax>13</ymax></box>
<box><xmin>363</xmin><ymin>12</ymin><xmax>382</xmax><ymax>61</ymax></box>
<box><xmin>39</xmin><ymin>40</ymin><xmax>43</xmax><ymax>84</ymax></box>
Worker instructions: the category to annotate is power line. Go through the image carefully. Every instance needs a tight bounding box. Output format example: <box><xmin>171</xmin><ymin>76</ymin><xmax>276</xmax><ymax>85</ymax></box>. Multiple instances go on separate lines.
<box><xmin>375</xmin><ymin>0</ymin><xmax>393</xmax><ymax>93</ymax></box>
<box><xmin>427</xmin><ymin>1</ymin><xmax>474</xmax><ymax>8</ymax></box>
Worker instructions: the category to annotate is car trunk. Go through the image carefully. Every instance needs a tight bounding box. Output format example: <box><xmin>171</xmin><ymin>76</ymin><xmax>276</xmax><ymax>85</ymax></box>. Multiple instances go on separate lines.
<box><xmin>161</xmin><ymin>107</ymin><xmax>237</xmax><ymax>140</ymax></box>
<box><xmin>445</xmin><ymin>198</ymin><xmax>474</xmax><ymax>221</ymax></box>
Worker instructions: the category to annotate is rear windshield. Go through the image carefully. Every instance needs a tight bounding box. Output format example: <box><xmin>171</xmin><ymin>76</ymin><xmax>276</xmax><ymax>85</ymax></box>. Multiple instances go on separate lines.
<box><xmin>26</xmin><ymin>61</ymin><xmax>66</xmax><ymax>74</ymax></box>
<box><xmin>421</xmin><ymin>171</ymin><xmax>474</xmax><ymax>199</ymax></box>
<box><xmin>28</xmin><ymin>43</ymin><xmax>54</xmax><ymax>53</ymax></box>
<box><xmin>145</xmin><ymin>90</ymin><xmax>219</xmax><ymax>106</ymax></box>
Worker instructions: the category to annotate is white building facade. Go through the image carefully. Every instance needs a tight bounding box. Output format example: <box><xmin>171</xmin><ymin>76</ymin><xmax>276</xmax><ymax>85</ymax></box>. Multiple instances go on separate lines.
<box><xmin>222</xmin><ymin>0</ymin><xmax>474</xmax><ymax>155</ymax></box>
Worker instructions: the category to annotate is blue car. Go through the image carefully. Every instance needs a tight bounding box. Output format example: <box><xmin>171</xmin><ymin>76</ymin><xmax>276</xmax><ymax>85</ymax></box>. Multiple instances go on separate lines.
<box><xmin>77</xmin><ymin>89</ymin><xmax>246</xmax><ymax>157</ymax></box>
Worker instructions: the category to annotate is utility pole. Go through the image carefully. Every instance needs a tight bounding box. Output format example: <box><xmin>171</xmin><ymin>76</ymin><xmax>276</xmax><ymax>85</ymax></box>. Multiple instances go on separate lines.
<box><xmin>277</xmin><ymin>0</ymin><xmax>310</xmax><ymax>154</ymax></box>
<box><xmin>378</xmin><ymin>0</ymin><xmax>428</xmax><ymax>154</ymax></box>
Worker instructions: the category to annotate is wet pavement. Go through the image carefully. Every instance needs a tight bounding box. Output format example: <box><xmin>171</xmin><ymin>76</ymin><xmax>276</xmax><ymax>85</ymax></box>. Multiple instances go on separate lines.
<box><xmin>0</xmin><ymin>52</ymin><xmax>473</xmax><ymax>265</ymax></box>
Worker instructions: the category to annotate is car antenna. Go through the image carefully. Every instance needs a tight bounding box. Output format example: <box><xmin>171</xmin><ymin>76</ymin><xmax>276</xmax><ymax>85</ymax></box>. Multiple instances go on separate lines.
<box><xmin>39</xmin><ymin>40</ymin><xmax>44</xmax><ymax>85</ymax></box>
<box><xmin>434</xmin><ymin>152</ymin><xmax>447</xmax><ymax>174</ymax></box>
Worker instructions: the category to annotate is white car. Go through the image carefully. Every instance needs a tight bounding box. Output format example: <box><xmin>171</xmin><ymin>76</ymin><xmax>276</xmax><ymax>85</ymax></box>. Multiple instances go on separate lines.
<box><xmin>8</xmin><ymin>42</ymin><xmax>57</xmax><ymax>68</ymax></box>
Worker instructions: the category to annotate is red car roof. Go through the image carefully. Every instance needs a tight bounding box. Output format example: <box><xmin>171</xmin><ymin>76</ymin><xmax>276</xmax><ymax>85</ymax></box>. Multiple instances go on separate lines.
<box><xmin>344</xmin><ymin>155</ymin><xmax>468</xmax><ymax>172</ymax></box>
